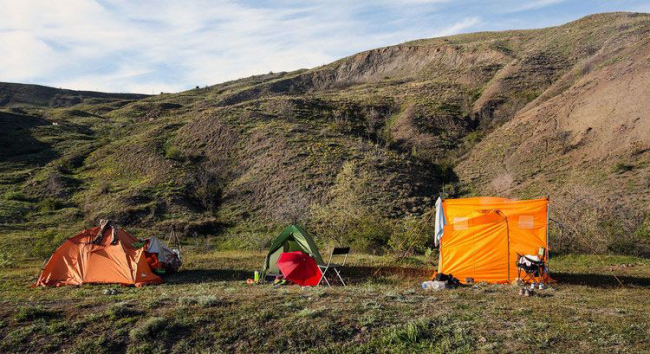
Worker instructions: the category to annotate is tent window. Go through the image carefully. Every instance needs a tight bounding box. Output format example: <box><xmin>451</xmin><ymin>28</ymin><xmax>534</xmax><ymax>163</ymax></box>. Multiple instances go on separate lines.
<box><xmin>453</xmin><ymin>217</ymin><xmax>469</xmax><ymax>230</ymax></box>
<box><xmin>518</xmin><ymin>215</ymin><xmax>534</xmax><ymax>229</ymax></box>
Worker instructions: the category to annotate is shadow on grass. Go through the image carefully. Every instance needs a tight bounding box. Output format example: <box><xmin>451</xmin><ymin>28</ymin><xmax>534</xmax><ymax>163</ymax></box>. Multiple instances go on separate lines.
<box><xmin>552</xmin><ymin>272</ymin><xmax>650</xmax><ymax>288</ymax></box>
<box><xmin>165</xmin><ymin>269</ymin><xmax>251</xmax><ymax>284</ymax></box>
<box><xmin>164</xmin><ymin>267</ymin><xmax>650</xmax><ymax>289</ymax></box>
<box><xmin>342</xmin><ymin>265</ymin><xmax>431</xmax><ymax>284</ymax></box>
<box><xmin>164</xmin><ymin>265</ymin><xmax>431</xmax><ymax>285</ymax></box>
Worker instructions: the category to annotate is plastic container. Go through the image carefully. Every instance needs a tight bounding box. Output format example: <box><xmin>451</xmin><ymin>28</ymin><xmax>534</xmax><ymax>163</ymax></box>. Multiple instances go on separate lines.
<box><xmin>422</xmin><ymin>280</ymin><xmax>446</xmax><ymax>290</ymax></box>
<box><xmin>254</xmin><ymin>271</ymin><xmax>259</xmax><ymax>283</ymax></box>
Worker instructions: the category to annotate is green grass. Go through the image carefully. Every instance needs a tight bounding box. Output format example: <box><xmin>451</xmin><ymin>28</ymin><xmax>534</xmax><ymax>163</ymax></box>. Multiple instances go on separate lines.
<box><xmin>0</xmin><ymin>250</ymin><xmax>649</xmax><ymax>353</ymax></box>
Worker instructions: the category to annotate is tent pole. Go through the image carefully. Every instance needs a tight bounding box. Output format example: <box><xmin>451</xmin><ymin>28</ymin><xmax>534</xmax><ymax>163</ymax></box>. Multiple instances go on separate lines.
<box><xmin>499</xmin><ymin>210</ymin><xmax>510</xmax><ymax>283</ymax></box>
<box><xmin>546</xmin><ymin>198</ymin><xmax>550</xmax><ymax>273</ymax></box>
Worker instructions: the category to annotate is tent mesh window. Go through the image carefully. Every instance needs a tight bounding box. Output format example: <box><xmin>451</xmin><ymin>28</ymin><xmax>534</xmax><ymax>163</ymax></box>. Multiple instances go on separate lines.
<box><xmin>518</xmin><ymin>215</ymin><xmax>535</xmax><ymax>229</ymax></box>
<box><xmin>453</xmin><ymin>217</ymin><xmax>469</xmax><ymax>230</ymax></box>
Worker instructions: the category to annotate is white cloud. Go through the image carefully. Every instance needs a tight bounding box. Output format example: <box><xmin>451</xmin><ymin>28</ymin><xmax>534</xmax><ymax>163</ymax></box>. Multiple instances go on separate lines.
<box><xmin>431</xmin><ymin>17</ymin><xmax>481</xmax><ymax>37</ymax></box>
<box><xmin>503</xmin><ymin>0</ymin><xmax>567</xmax><ymax>13</ymax></box>
<box><xmin>0</xmin><ymin>0</ymin><xmax>644</xmax><ymax>93</ymax></box>
<box><xmin>0</xmin><ymin>31</ymin><xmax>62</xmax><ymax>81</ymax></box>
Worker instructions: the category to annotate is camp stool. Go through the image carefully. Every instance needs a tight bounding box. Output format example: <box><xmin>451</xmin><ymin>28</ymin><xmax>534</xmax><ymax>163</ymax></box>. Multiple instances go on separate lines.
<box><xmin>516</xmin><ymin>250</ymin><xmax>548</xmax><ymax>285</ymax></box>
<box><xmin>318</xmin><ymin>247</ymin><xmax>350</xmax><ymax>287</ymax></box>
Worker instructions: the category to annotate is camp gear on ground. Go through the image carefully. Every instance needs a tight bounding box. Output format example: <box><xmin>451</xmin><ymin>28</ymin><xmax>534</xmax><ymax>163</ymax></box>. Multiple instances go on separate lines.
<box><xmin>517</xmin><ymin>252</ymin><xmax>550</xmax><ymax>285</ymax></box>
<box><xmin>318</xmin><ymin>247</ymin><xmax>350</xmax><ymax>287</ymax></box>
<box><xmin>422</xmin><ymin>280</ymin><xmax>446</xmax><ymax>290</ymax></box>
<box><xmin>262</xmin><ymin>225</ymin><xmax>324</xmax><ymax>279</ymax></box>
<box><xmin>276</xmin><ymin>251</ymin><xmax>322</xmax><ymax>286</ymax></box>
<box><xmin>433</xmin><ymin>197</ymin><xmax>550</xmax><ymax>284</ymax></box>
<box><xmin>35</xmin><ymin>221</ymin><xmax>163</xmax><ymax>287</ymax></box>
<box><xmin>434</xmin><ymin>272</ymin><xmax>461</xmax><ymax>287</ymax></box>
<box><xmin>254</xmin><ymin>271</ymin><xmax>260</xmax><ymax>283</ymax></box>
<box><xmin>145</xmin><ymin>236</ymin><xmax>182</xmax><ymax>272</ymax></box>
<box><xmin>145</xmin><ymin>252</ymin><xmax>162</xmax><ymax>270</ymax></box>
<box><xmin>166</xmin><ymin>226</ymin><xmax>182</xmax><ymax>254</ymax></box>
<box><xmin>518</xmin><ymin>287</ymin><xmax>534</xmax><ymax>296</ymax></box>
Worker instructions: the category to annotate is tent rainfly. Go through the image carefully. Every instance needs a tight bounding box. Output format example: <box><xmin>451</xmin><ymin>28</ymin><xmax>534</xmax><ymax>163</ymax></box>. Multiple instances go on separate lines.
<box><xmin>434</xmin><ymin>197</ymin><xmax>549</xmax><ymax>284</ymax></box>
<box><xmin>262</xmin><ymin>224</ymin><xmax>324</xmax><ymax>278</ymax></box>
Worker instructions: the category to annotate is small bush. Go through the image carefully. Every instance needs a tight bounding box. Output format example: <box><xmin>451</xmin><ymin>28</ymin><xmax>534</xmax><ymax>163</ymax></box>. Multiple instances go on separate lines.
<box><xmin>15</xmin><ymin>306</ymin><xmax>59</xmax><ymax>322</ymax></box>
<box><xmin>106</xmin><ymin>302</ymin><xmax>142</xmax><ymax>320</ymax></box>
<box><xmin>164</xmin><ymin>143</ymin><xmax>184</xmax><ymax>161</ymax></box>
<box><xmin>129</xmin><ymin>316</ymin><xmax>185</xmax><ymax>342</ymax></box>
<box><xmin>0</xmin><ymin>252</ymin><xmax>15</xmax><ymax>268</ymax></box>
<box><xmin>3</xmin><ymin>190</ymin><xmax>27</xmax><ymax>201</ymax></box>
<box><xmin>98</xmin><ymin>182</ymin><xmax>111</xmax><ymax>195</ymax></box>
<box><xmin>389</xmin><ymin>215</ymin><xmax>435</xmax><ymax>256</ymax></box>
<box><xmin>465</xmin><ymin>131</ymin><xmax>483</xmax><ymax>145</ymax></box>
<box><xmin>297</xmin><ymin>307</ymin><xmax>325</xmax><ymax>318</ymax></box>
<box><xmin>129</xmin><ymin>317</ymin><xmax>167</xmax><ymax>341</ymax></box>
<box><xmin>551</xmin><ymin>187</ymin><xmax>648</xmax><ymax>256</ymax></box>
<box><xmin>38</xmin><ymin>198</ymin><xmax>64</xmax><ymax>212</ymax></box>
<box><xmin>389</xmin><ymin>321</ymin><xmax>425</xmax><ymax>344</ymax></box>
<box><xmin>377</xmin><ymin>318</ymin><xmax>473</xmax><ymax>352</ymax></box>
<box><xmin>611</xmin><ymin>162</ymin><xmax>634</xmax><ymax>174</ymax></box>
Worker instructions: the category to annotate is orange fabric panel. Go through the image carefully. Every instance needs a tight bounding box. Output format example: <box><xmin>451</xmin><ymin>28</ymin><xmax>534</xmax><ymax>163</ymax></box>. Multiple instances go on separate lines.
<box><xmin>440</xmin><ymin>211</ymin><xmax>510</xmax><ymax>283</ymax></box>
<box><xmin>438</xmin><ymin>197</ymin><xmax>548</xmax><ymax>284</ymax></box>
<box><xmin>35</xmin><ymin>226</ymin><xmax>162</xmax><ymax>287</ymax></box>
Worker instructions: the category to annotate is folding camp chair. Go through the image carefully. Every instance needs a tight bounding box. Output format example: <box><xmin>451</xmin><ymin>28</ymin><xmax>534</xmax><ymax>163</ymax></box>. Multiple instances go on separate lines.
<box><xmin>516</xmin><ymin>247</ymin><xmax>549</xmax><ymax>284</ymax></box>
<box><xmin>318</xmin><ymin>247</ymin><xmax>350</xmax><ymax>287</ymax></box>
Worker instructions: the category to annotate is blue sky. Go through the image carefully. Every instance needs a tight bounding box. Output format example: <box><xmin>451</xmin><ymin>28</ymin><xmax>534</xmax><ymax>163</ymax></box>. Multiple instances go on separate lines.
<box><xmin>1</xmin><ymin>0</ymin><xmax>649</xmax><ymax>93</ymax></box>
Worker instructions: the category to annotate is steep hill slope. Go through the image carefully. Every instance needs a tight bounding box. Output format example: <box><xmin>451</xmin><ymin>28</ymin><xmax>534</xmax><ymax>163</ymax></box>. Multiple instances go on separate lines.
<box><xmin>1</xmin><ymin>12</ymin><xmax>649</xmax><ymax>256</ymax></box>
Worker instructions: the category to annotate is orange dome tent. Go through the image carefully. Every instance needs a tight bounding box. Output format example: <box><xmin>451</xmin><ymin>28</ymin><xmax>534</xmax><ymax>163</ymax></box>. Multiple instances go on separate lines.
<box><xmin>35</xmin><ymin>220</ymin><xmax>162</xmax><ymax>287</ymax></box>
<box><xmin>433</xmin><ymin>197</ymin><xmax>549</xmax><ymax>284</ymax></box>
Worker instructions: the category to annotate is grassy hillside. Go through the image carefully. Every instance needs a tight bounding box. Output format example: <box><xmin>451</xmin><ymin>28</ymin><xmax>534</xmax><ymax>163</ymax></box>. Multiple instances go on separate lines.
<box><xmin>1</xmin><ymin>13</ymin><xmax>650</xmax><ymax>259</ymax></box>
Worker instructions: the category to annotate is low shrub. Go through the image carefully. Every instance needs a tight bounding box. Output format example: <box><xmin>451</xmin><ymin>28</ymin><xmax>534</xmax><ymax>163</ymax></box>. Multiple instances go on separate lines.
<box><xmin>389</xmin><ymin>215</ymin><xmax>435</xmax><ymax>256</ymax></box>
<box><xmin>38</xmin><ymin>198</ymin><xmax>64</xmax><ymax>212</ymax></box>
<box><xmin>129</xmin><ymin>317</ymin><xmax>167</xmax><ymax>341</ymax></box>
<box><xmin>0</xmin><ymin>252</ymin><xmax>15</xmax><ymax>268</ymax></box>
<box><xmin>3</xmin><ymin>190</ymin><xmax>28</xmax><ymax>201</ymax></box>
<box><xmin>164</xmin><ymin>142</ymin><xmax>184</xmax><ymax>162</ymax></box>
<box><xmin>129</xmin><ymin>316</ymin><xmax>184</xmax><ymax>342</ymax></box>
<box><xmin>106</xmin><ymin>302</ymin><xmax>142</xmax><ymax>320</ymax></box>
<box><xmin>550</xmin><ymin>187</ymin><xmax>649</xmax><ymax>256</ymax></box>
<box><xmin>611</xmin><ymin>162</ymin><xmax>634</xmax><ymax>174</ymax></box>
<box><xmin>15</xmin><ymin>306</ymin><xmax>59</xmax><ymax>322</ymax></box>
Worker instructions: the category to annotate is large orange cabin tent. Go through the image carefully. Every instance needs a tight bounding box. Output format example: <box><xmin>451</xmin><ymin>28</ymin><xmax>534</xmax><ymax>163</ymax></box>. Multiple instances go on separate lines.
<box><xmin>35</xmin><ymin>220</ymin><xmax>162</xmax><ymax>287</ymax></box>
<box><xmin>433</xmin><ymin>197</ymin><xmax>549</xmax><ymax>284</ymax></box>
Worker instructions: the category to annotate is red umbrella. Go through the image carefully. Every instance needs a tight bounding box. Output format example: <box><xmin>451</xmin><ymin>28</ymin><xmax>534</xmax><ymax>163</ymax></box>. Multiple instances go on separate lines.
<box><xmin>276</xmin><ymin>251</ymin><xmax>322</xmax><ymax>286</ymax></box>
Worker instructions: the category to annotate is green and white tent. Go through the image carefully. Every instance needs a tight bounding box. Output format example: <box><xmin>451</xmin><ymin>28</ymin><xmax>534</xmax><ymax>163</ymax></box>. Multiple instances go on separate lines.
<box><xmin>261</xmin><ymin>225</ymin><xmax>325</xmax><ymax>278</ymax></box>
